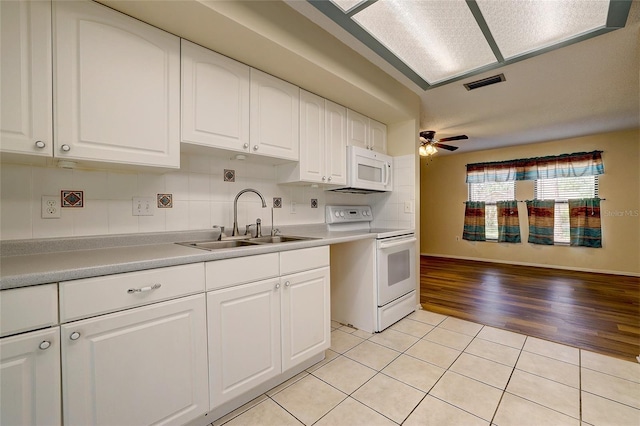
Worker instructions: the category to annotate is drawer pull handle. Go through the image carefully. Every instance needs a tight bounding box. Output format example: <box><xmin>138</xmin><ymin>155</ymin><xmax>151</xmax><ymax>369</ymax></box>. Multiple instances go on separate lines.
<box><xmin>127</xmin><ymin>284</ymin><xmax>162</xmax><ymax>294</ymax></box>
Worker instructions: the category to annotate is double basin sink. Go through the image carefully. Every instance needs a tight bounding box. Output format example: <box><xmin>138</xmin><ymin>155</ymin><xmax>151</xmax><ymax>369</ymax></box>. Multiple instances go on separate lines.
<box><xmin>177</xmin><ymin>235</ymin><xmax>316</xmax><ymax>251</ymax></box>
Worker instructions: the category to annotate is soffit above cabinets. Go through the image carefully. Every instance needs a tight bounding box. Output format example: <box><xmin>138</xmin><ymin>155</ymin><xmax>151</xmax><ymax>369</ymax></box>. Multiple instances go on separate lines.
<box><xmin>309</xmin><ymin>0</ymin><xmax>632</xmax><ymax>90</ymax></box>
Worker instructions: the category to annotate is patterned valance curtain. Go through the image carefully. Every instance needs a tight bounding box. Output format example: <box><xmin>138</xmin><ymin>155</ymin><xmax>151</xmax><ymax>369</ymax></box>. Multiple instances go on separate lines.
<box><xmin>466</xmin><ymin>151</ymin><xmax>603</xmax><ymax>183</ymax></box>
<box><xmin>496</xmin><ymin>201</ymin><xmax>521</xmax><ymax>243</ymax></box>
<box><xmin>462</xmin><ymin>201</ymin><xmax>486</xmax><ymax>241</ymax></box>
<box><xmin>569</xmin><ymin>198</ymin><xmax>602</xmax><ymax>248</ymax></box>
<box><xmin>526</xmin><ymin>200</ymin><xmax>555</xmax><ymax>245</ymax></box>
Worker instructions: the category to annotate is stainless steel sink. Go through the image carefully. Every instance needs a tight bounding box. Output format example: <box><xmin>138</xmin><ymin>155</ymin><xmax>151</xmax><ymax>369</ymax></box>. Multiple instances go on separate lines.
<box><xmin>176</xmin><ymin>235</ymin><xmax>317</xmax><ymax>251</ymax></box>
<box><xmin>176</xmin><ymin>240</ymin><xmax>261</xmax><ymax>250</ymax></box>
<box><xmin>247</xmin><ymin>235</ymin><xmax>316</xmax><ymax>244</ymax></box>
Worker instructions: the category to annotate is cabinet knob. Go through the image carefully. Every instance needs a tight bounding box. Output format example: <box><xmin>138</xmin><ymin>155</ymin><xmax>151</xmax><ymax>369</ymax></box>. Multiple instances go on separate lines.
<box><xmin>322</xmin><ymin>176</ymin><xmax>326</xmax><ymax>182</ymax></box>
<box><xmin>275</xmin><ymin>283</ymin><xmax>280</xmax><ymax>289</ymax></box>
<box><xmin>69</xmin><ymin>332</ymin><xmax>81</xmax><ymax>341</ymax></box>
<box><xmin>243</xmin><ymin>143</ymin><xmax>249</xmax><ymax>149</ymax></box>
<box><xmin>285</xmin><ymin>281</ymin><xmax>290</xmax><ymax>287</ymax></box>
<box><xmin>39</xmin><ymin>341</ymin><xmax>51</xmax><ymax>350</ymax></box>
<box><xmin>253</xmin><ymin>145</ymin><xmax>259</xmax><ymax>151</ymax></box>
<box><xmin>327</xmin><ymin>176</ymin><xmax>332</xmax><ymax>182</ymax></box>
<box><xmin>60</xmin><ymin>144</ymin><xmax>71</xmax><ymax>152</ymax></box>
<box><xmin>35</xmin><ymin>141</ymin><xmax>46</xmax><ymax>149</ymax></box>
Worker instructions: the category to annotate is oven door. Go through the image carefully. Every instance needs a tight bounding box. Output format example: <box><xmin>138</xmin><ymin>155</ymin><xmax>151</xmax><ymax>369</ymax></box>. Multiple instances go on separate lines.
<box><xmin>376</xmin><ymin>235</ymin><xmax>416</xmax><ymax>306</ymax></box>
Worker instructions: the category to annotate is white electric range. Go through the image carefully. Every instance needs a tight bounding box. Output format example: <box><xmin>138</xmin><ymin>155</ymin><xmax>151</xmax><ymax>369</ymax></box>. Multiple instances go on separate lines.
<box><xmin>326</xmin><ymin>205</ymin><xmax>417</xmax><ymax>333</ymax></box>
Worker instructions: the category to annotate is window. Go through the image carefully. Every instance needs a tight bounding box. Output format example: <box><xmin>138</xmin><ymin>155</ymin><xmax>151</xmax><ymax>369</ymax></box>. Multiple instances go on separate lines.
<box><xmin>535</xmin><ymin>176</ymin><xmax>599</xmax><ymax>243</ymax></box>
<box><xmin>468</xmin><ymin>181</ymin><xmax>515</xmax><ymax>240</ymax></box>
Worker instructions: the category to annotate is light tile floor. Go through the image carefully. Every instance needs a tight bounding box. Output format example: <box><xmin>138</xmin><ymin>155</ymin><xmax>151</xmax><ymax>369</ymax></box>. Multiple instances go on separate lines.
<box><xmin>212</xmin><ymin>310</ymin><xmax>640</xmax><ymax>426</ymax></box>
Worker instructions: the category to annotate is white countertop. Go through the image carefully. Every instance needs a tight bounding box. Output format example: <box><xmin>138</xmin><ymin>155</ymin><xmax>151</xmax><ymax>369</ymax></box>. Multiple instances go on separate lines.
<box><xmin>0</xmin><ymin>227</ymin><xmax>378</xmax><ymax>290</ymax></box>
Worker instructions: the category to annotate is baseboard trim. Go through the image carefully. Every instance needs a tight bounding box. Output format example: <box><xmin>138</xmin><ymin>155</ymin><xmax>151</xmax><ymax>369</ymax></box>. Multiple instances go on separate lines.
<box><xmin>420</xmin><ymin>252</ymin><xmax>640</xmax><ymax>277</ymax></box>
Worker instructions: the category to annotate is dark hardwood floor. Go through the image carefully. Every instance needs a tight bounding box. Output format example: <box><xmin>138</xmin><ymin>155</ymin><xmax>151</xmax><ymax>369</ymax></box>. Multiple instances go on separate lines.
<box><xmin>420</xmin><ymin>256</ymin><xmax>640</xmax><ymax>362</ymax></box>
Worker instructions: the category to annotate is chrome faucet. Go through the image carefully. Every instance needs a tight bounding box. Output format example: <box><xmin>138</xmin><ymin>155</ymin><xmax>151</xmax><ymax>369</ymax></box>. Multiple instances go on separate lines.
<box><xmin>232</xmin><ymin>188</ymin><xmax>267</xmax><ymax>236</ymax></box>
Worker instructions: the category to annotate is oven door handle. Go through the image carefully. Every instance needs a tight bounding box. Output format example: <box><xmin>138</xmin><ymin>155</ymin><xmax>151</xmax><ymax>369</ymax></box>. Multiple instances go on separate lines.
<box><xmin>379</xmin><ymin>237</ymin><xmax>416</xmax><ymax>250</ymax></box>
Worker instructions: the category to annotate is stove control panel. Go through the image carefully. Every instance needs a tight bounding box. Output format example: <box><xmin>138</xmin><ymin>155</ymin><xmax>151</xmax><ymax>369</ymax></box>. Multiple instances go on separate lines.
<box><xmin>326</xmin><ymin>205</ymin><xmax>373</xmax><ymax>224</ymax></box>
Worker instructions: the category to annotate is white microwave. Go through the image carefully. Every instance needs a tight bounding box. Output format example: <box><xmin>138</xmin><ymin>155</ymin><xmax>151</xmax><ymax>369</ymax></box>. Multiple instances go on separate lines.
<box><xmin>330</xmin><ymin>146</ymin><xmax>393</xmax><ymax>194</ymax></box>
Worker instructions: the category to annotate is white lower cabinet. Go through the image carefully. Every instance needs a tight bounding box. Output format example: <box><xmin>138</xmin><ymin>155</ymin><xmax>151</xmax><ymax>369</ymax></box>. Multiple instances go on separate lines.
<box><xmin>207</xmin><ymin>247</ymin><xmax>330</xmax><ymax>410</ymax></box>
<box><xmin>61</xmin><ymin>294</ymin><xmax>208</xmax><ymax>426</ymax></box>
<box><xmin>207</xmin><ymin>278</ymin><xmax>282</xmax><ymax>407</ymax></box>
<box><xmin>0</xmin><ymin>327</ymin><xmax>62</xmax><ymax>426</ymax></box>
<box><xmin>281</xmin><ymin>267</ymin><xmax>330</xmax><ymax>371</ymax></box>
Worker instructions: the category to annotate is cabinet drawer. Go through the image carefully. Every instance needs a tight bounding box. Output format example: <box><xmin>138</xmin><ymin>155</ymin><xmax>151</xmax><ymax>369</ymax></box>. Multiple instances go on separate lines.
<box><xmin>280</xmin><ymin>246</ymin><xmax>329</xmax><ymax>275</ymax></box>
<box><xmin>206</xmin><ymin>253</ymin><xmax>279</xmax><ymax>291</ymax></box>
<box><xmin>1</xmin><ymin>284</ymin><xmax>58</xmax><ymax>337</ymax></box>
<box><xmin>59</xmin><ymin>263</ymin><xmax>204</xmax><ymax>322</ymax></box>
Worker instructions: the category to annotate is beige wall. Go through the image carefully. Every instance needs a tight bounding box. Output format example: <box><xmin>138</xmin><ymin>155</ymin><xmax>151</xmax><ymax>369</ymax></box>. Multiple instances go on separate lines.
<box><xmin>420</xmin><ymin>129</ymin><xmax>640</xmax><ymax>276</ymax></box>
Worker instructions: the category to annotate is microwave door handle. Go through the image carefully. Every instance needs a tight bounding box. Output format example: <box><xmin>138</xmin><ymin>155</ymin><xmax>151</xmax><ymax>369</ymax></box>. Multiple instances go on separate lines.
<box><xmin>384</xmin><ymin>162</ymin><xmax>391</xmax><ymax>186</ymax></box>
<box><xmin>379</xmin><ymin>237</ymin><xmax>417</xmax><ymax>249</ymax></box>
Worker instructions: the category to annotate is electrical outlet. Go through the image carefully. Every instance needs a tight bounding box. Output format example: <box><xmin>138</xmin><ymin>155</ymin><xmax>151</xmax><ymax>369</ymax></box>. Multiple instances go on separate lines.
<box><xmin>132</xmin><ymin>197</ymin><xmax>154</xmax><ymax>216</ymax></box>
<box><xmin>41</xmin><ymin>196</ymin><xmax>61</xmax><ymax>219</ymax></box>
<box><xmin>290</xmin><ymin>201</ymin><xmax>297</xmax><ymax>214</ymax></box>
<box><xmin>404</xmin><ymin>201</ymin><xmax>413</xmax><ymax>213</ymax></box>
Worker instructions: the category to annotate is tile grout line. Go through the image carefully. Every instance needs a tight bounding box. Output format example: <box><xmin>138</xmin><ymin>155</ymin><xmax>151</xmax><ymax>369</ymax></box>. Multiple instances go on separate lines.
<box><xmin>489</xmin><ymin>334</ymin><xmax>526</xmax><ymax>425</ymax></box>
<box><xmin>579</xmin><ymin>349</ymin><xmax>583</xmax><ymax>424</ymax></box>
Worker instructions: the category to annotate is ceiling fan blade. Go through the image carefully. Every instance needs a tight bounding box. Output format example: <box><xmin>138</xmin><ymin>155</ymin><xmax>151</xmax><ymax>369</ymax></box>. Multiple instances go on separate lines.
<box><xmin>435</xmin><ymin>143</ymin><xmax>459</xmax><ymax>151</ymax></box>
<box><xmin>438</xmin><ymin>134</ymin><xmax>468</xmax><ymax>142</ymax></box>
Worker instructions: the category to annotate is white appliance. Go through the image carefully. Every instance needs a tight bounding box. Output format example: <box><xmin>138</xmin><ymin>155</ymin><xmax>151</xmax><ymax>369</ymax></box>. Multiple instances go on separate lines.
<box><xmin>330</xmin><ymin>146</ymin><xmax>393</xmax><ymax>194</ymax></box>
<box><xmin>327</xmin><ymin>205</ymin><xmax>416</xmax><ymax>333</ymax></box>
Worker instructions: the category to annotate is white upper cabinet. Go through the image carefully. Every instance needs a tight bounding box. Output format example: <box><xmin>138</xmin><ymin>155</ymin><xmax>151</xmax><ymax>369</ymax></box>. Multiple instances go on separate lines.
<box><xmin>181</xmin><ymin>40</ymin><xmax>250</xmax><ymax>153</ymax></box>
<box><xmin>53</xmin><ymin>0</ymin><xmax>180</xmax><ymax>168</ymax></box>
<box><xmin>347</xmin><ymin>109</ymin><xmax>387</xmax><ymax>153</ymax></box>
<box><xmin>298</xmin><ymin>90</ymin><xmax>325</xmax><ymax>182</ymax></box>
<box><xmin>369</xmin><ymin>118</ymin><xmax>387</xmax><ymax>153</ymax></box>
<box><xmin>277</xmin><ymin>91</ymin><xmax>346</xmax><ymax>185</ymax></box>
<box><xmin>0</xmin><ymin>0</ymin><xmax>53</xmax><ymax>157</ymax></box>
<box><xmin>324</xmin><ymin>100</ymin><xmax>348</xmax><ymax>185</ymax></box>
<box><xmin>250</xmin><ymin>69</ymin><xmax>299</xmax><ymax>161</ymax></box>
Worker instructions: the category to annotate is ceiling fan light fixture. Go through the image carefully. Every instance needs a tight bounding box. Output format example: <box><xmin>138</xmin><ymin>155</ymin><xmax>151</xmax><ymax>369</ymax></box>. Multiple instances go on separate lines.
<box><xmin>419</xmin><ymin>142</ymin><xmax>437</xmax><ymax>156</ymax></box>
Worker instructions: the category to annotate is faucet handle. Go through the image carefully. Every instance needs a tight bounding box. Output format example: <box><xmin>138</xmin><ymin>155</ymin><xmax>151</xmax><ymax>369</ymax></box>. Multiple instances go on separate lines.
<box><xmin>213</xmin><ymin>225</ymin><xmax>225</xmax><ymax>241</ymax></box>
<box><xmin>244</xmin><ymin>224</ymin><xmax>253</xmax><ymax>236</ymax></box>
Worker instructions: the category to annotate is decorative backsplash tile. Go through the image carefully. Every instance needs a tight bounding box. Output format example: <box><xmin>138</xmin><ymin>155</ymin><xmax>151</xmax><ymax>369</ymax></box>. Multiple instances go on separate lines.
<box><xmin>0</xmin><ymin>153</ymin><xmax>415</xmax><ymax>240</ymax></box>
<box><xmin>224</xmin><ymin>169</ymin><xmax>235</xmax><ymax>182</ymax></box>
<box><xmin>61</xmin><ymin>190</ymin><xmax>83</xmax><ymax>208</ymax></box>
<box><xmin>157</xmin><ymin>194</ymin><xmax>173</xmax><ymax>208</ymax></box>
<box><xmin>311</xmin><ymin>199</ymin><xmax>318</xmax><ymax>208</ymax></box>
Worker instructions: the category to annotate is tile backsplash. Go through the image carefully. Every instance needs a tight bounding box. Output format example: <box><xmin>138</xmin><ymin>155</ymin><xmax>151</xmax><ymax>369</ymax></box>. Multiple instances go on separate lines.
<box><xmin>0</xmin><ymin>153</ymin><xmax>415</xmax><ymax>240</ymax></box>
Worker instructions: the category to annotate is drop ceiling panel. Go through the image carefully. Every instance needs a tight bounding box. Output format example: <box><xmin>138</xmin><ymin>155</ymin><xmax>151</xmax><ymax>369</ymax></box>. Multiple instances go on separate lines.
<box><xmin>352</xmin><ymin>0</ymin><xmax>497</xmax><ymax>83</ymax></box>
<box><xmin>477</xmin><ymin>0</ymin><xmax>610</xmax><ymax>59</ymax></box>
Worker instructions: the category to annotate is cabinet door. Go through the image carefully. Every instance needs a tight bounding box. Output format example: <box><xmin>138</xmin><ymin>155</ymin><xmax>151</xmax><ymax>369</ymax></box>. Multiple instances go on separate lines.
<box><xmin>325</xmin><ymin>100</ymin><xmax>347</xmax><ymax>185</ymax></box>
<box><xmin>250</xmin><ymin>69</ymin><xmax>299</xmax><ymax>161</ymax></box>
<box><xmin>281</xmin><ymin>267</ymin><xmax>330</xmax><ymax>371</ymax></box>
<box><xmin>61</xmin><ymin>294</ymin><xmax>208</xmax><ymax>426</ymax></box>
<box><xmin>369</xmin><ymin>118</ymin><xmax>387</xmax><ymax>154</ymax></box>
<box><xmin>299</xmin><ymin>90</ymin><xmax>325</xmax><ymax>183</ymax></box>
<box><xmin>53</xmin><ymin>0</ymin><xmax>180</xmax><ymax>168</ymax></box>
<box><xmin>181</xmin><ymin>40</ymin><xmax>250</xmax><ymax>152</ymax></box>
<box><xmin>207</xmin><ymin>278</ymin><xmax>281</xmax><ymax>408</ymax></box>
<box><xmin>1</xmin><ymin>328</ymin><xmax>61</xmax><ymax>426</ymax></box>
<box><xmin>0</xmin><ymin>0</ymin><xmax>53</xmax><ymax>157</ymax></box>
<box><xmin>346</xmin><ymin>109</ymin><xmax>369</xmax><ymax>150</ymax></box>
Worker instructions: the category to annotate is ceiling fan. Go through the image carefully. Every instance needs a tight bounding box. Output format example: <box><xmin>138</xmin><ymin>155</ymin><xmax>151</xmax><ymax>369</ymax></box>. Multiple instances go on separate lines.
<box><xmin>419</xmin><ymin>130</ymin><xmax>468</xmax><ymax>156</ymax></box>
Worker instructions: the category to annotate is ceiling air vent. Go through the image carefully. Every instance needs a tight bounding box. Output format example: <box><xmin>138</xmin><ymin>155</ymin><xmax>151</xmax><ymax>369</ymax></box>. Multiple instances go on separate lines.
<box><xmin>464</xmin><ymin>73</ymin><xmax>506</xmax><ymax>91</ymax></box>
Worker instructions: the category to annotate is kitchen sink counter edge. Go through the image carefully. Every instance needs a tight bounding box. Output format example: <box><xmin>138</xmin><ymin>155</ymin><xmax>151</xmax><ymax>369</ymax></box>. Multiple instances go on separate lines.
<box><xmin>0</xmin><ymin>227</ymin><xmax>376</xmax><ymax>290</ymax></box>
